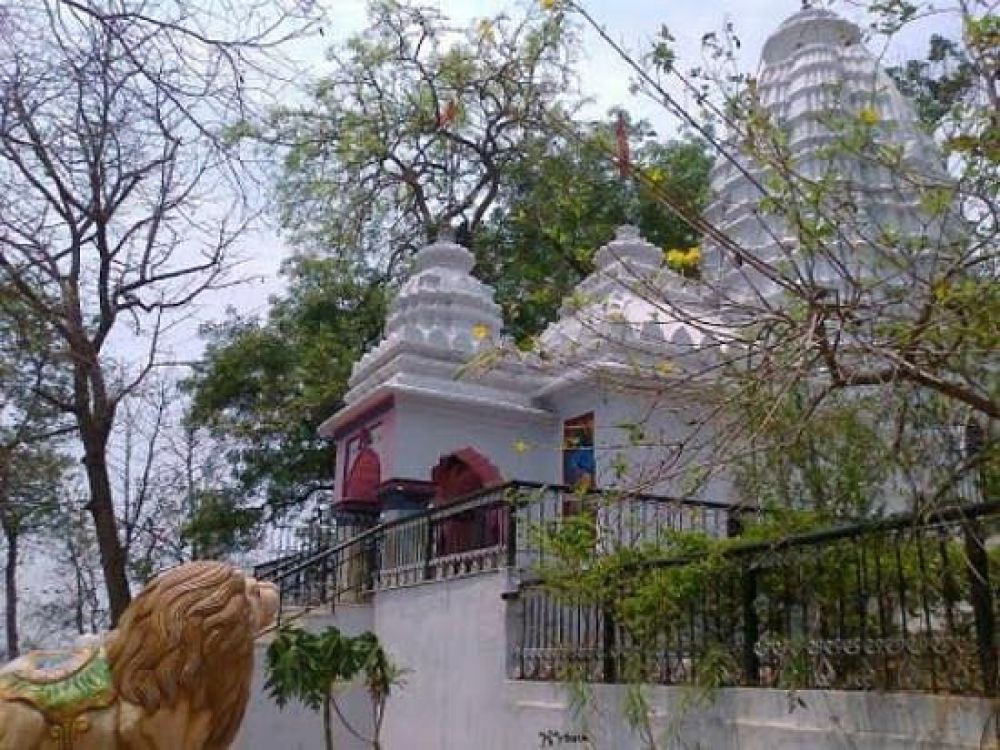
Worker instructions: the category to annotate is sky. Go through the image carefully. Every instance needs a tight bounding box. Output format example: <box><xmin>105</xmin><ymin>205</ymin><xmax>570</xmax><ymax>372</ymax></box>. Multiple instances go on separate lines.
<box><xmin>184</xmin><ymin>0</ymin><xmax>951</xmax><ymax>350</ymax></box>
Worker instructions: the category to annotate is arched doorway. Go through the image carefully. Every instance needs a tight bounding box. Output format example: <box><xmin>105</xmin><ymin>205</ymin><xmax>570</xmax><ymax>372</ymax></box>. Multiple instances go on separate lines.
<box><xmin>430</xmin><ymin>448</ymin><xmax>503</xmax><ymax>555</ymax></box>
<box><xmin>431</xmin><ymin>448</ymin><xmax>502</xmax><ymax>504</ymax></box>
<box><xmin>340</xmin><ymin>442</ymin><xmax>381</xmax><ymax>514</ymax></box>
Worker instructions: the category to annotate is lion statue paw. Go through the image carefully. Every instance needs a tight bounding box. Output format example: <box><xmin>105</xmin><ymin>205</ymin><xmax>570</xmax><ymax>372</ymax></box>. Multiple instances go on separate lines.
<box><xmin>0</xmin><ymin>561</ymin><xmax>279</xmax><ymax>749</ymax></box>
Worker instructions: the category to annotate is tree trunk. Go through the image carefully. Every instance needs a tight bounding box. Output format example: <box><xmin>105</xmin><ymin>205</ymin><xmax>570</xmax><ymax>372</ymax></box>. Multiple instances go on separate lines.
<box><xmin>81</xmin><ymin>436</ymin><xmax>131</xmax><ymax>624</ymax></box>
<box><xmin>74</xmin><ymin>566</ymin><xmax>85</xmax><ymax>636</ymax></box>
<box><xmin>2</xmin><ymin>519</ymin><xmax>18</xmax><ymax>659</ymax></box>
<box><xmin>323</xmin><ymin>695</ymin><xmax>335</xmax><ymax>750</ymax></box>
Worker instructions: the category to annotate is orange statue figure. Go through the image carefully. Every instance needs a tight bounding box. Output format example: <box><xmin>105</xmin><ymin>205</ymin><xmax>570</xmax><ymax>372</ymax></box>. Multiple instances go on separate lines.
<box><xmin>0</xmin><ymin>560</ymin><xmax>279</xmax><ymax>749</ymax></box>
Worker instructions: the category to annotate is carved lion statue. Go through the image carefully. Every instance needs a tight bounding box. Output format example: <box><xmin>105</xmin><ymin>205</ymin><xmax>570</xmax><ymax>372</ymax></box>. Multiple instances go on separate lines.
<box><xmin>0</xmin><ymin>560</ymin><xmax>279</xmax><ymax>749</ymax></box>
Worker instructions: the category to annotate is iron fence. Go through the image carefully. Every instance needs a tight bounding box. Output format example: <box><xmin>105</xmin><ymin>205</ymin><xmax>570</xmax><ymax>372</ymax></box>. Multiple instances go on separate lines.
<box><xmin>263</xmin><ymin>522</ymin><xmax>383</xmax><ymax>621</ymax></box>
<box><xmin>510</xmin><ymin>500</ymin><xmax>999</xmax><ymax>696</ymax></box>
<box><xmin>375</xmin><ymin>482</ymin><xmax>737</xmax><ymax>587</ymax></box>
<box><xmin>252</xmin><ymin>480</ymin><xmax>997</xmax><ymax>697</ymax></box>
<box><xmin>252</xmin><ymin>513</ymin><xmax>376</xmax><ymax>582</ymax></box>
<box><xmin>257</xmin><ymin>481</ymin><xmax>737</xmax><ymax>618</ymax></box>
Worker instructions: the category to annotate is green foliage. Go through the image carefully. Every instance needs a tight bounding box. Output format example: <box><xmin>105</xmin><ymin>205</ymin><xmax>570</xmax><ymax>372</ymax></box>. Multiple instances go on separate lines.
<box><xmin>0</xmin><ymin>288</ymin><xmax>70</xmax><ymax>533</ymax></box>
<box><xmin>734</xmin><ymin>389</ymin><xmax>892</xmax><ymax>517</ymax></box>
<box><xmin>185</xmin><ymin>258</ymin><xmax>387</xmax><ymax>514</ymax></box>
<box><xmin>265</xmin><ymin>625</ymin><xmax>404</xmax><ymax>750</ymax></box>
<box><xmin>266</xmin><ymin>626</ymin><xmax>366</xmax><ymax>710</ymax></box>
<box><xmin>265</xmin><ymin>2</ymin><xmax>577</xmax><ymax>271</ymax></box>
<box><xmin>886</xmin><ymin>35</ymin><xmax>976</xmax><ymax>131</ymax></box>
<box><xmin>180</xmin><ymin>489</ymin><xmax>262</xmax><ymax>559</ymax></box>
<box><xmin>538</xmin><ymin>493</ymin><xmax>993</xmax><ymax>702</ymax></box>
<box><xmin>476</xmin><ymin>125</ymin><xmax>711</xmax><ymax>341</ymax></box>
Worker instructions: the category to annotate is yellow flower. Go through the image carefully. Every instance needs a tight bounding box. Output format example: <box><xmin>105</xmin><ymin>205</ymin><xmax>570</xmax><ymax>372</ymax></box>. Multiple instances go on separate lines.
<box><xmin>655</xmin><ymin>360</ymin><xmax>676</xmax><ymax>377</ymax></box>
<box><xmin>540</xmin><ymin>0</ymin><xmax>558</xmax><ymax>9</ymax></box>
<box><xmin>859</xmin><ymin>106</ymin><xmax>880</xmax><ymax>126</ymax></box>
<box><xmin>477</xmin><ymin>19</ymin><xmax>495</xmax><ymax>43</ymax></box>
<box><xmin>472</xmin><ymin>323</ymin><xmax>491</xmax><ymax>341</ymax></box>
<box><xmin>665</xmin><ymin>246</ymin><xmax>700</xmax><ymax>271</ymax></box>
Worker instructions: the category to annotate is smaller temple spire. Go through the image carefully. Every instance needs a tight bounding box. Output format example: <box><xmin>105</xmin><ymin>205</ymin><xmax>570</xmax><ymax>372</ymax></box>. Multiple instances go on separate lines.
<box><xmin>335</xmin><ymin>233</ymin><xmax>543</xmax><ymax>411</ymax></box>
<box><xmin>593</xmin><ymin>225</ymin><xmax>661</xmax><ymax>274</ymax></box>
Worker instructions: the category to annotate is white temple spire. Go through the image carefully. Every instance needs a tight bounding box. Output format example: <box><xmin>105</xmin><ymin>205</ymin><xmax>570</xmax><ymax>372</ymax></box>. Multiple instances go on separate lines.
<box><xmin>703</xmin><ymin>7</ymin><xmax>950</xmax><ymax>302</ymax></box>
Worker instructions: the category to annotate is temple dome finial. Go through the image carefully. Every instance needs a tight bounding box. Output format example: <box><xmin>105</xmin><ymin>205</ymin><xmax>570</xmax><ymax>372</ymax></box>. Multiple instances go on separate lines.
<box><xmin>341</xmin><ymin>234</ymin><xmax>524</xmax><ymax>406</ymax></box>
<box><xmin>761</xmin><ymin>6</ymin><xmax>861</xmax><ymax>65</ymax></box>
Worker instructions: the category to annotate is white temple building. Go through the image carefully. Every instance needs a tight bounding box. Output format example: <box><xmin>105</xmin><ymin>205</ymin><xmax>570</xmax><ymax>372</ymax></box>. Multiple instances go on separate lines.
<box><xmin>319</xmin><ymin>224</ymin><xmax>732</xmax><ymax>520</ymax></box>
<box><xmin>703</xmin><ymin>7</ymin><xmax>954</xmax><ymax>306</ymax></box>
<box><xmin>237</xmin><ymin>9</ymin><xmax>994</xmax><ymax>750</ymax></box>
<box><xmin>319</xmin><ymin>6</ymin><xmax>952</xmax><ymax>523</ymax></box>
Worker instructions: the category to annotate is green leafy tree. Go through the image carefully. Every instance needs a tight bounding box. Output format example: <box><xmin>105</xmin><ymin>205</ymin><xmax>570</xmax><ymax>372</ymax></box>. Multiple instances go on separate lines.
<box><xmin>477</xmin><ymin>122</ymin><xmax>711</xmax><ymax>340</ymax></box>
<box><xmin>886</xmin><ymin>34</ymin><xmax>977</xmax><ymax>131</ymax></box>
<box><xmin>0</xmin><ymin>294</ymin><xmax>71</xmax><ymax>658</ymax></box>
<box><xmin>186</xmin><ymin>258</ymin><xmax>387</xmax><ymax>521</ymax></box>
<box><xmin>266</xmin><ymin>625</ymin><xmax>405</xmax><ymax>750</ymax></box>
<box><xmin>265</xmin><ymin>1</ymin><xmax>578</xmax><ymax>274</ymax></box>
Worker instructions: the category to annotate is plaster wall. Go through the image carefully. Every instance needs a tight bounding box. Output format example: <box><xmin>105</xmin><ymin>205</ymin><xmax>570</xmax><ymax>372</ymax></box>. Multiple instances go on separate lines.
<box><xmin>239</xmin><ymin>576</ymin><xmax>998</xmax><ymax>750</ymax></box>
<box><xmin>235</xmin><ymin>604</ymin><xmax>375</xmax><ymax>750</ymax></box>
<box><xmin>597</xmin><ymin>388</ymin><xmax>734</xmax><ymax>504</ymax></box>
<box><xmin>547</xmin><ymin>384</ymin><xmax>734</xmax><ymax>504</ymax></box>
<box><xmin>392</xmin><ymin>393</ymin><xmax>558</xmax><ymax>485</ymax></box>
<box><xmin>504</xmin><ymin>681</ymin><xmax>998</xmax><ymax>750</ymax></box>
<box><xmin>374</xmin><ymin>572</ymin><xmax>514</xmax><ymax>750</ymax></box>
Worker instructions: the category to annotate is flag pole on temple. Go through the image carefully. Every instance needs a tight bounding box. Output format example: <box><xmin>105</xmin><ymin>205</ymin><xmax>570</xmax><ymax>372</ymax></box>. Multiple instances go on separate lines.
<box><xmin>616</xmin><ymin>110</ymin><xmax>639</xmax><ymax>225</ymax></box>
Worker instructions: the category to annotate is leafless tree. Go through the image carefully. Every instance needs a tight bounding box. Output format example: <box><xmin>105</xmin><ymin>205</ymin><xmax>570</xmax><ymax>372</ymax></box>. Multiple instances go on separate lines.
<box><xmin>0</xmin><ymin>0</ymin><xmax>317</xmax><ymax>622</ymax></box>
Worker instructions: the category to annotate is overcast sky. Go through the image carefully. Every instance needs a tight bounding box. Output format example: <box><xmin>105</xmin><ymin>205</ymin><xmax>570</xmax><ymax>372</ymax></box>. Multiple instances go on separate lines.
<box><xmin>173</xmin><ymin>0</ymin><xmax>951</xmax><ymax>358</ymax></box>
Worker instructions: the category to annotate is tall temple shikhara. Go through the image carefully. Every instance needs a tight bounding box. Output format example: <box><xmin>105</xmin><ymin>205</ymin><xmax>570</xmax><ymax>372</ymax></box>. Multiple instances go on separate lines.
<box><xmin>319</xmin><ymin>6</ymin><xmax>948</xmax><ymax>522</ymax></box>
<box><xmin>704</xmin><ymin>7</ymin><xmax>951</xmax><ymax>302</ymax></box>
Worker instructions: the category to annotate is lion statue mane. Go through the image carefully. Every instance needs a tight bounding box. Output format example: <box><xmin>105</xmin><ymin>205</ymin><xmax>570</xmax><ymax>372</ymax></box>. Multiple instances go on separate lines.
<box><xmin>0</xmin><ymin>560</ymin><xmax>279</xmax><ymax>750</ymax></box>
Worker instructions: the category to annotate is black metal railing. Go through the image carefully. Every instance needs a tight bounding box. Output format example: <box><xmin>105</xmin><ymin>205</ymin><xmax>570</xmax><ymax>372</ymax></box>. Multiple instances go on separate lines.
<box><xmin>265</xmin><ymin>522</ymin><xmax>384</xmax><ymax>621</ymax></box>
<box><xmin>372</xmin><ymin>482</ymin><xmax>738</xmax><ymax>588</ymax></box>
<box><xmin>510</xmin><ymin>500</ymin><xmax>999</xmax><ymax>696</ymax></box>
<box><xmin>257</xmin><ymin>481</ymin><xmax>738</xmax><ymax>618</ymax></box>
<box><xmin>253</xmin><ymin>513</ymin><xmax>376</xmax><ymax>582</ymax></box>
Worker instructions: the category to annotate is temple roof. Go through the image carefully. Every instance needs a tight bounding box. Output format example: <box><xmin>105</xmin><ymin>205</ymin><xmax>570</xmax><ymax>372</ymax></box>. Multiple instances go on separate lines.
<box><xmin>343</xmin><ymin>235</ymin><xmax>503</xmax><ymax>403</ymax></box>
<box><xmin>537</xmin><ymin>226</ymin><xmax>724</xmax><ymax>385</ymax></box>
<box><xmin>321</xmin><ymin>234</ymin><xmax>550</xmax><ymax>435</ymax></box>
<box><xmin>323</xmin><ymin>8</ymin><xmax>953</xmax><ymax>432</ymax></box>
<box><xmin>760</xmin><ymin>7</ymin><xmax>861</xmax><ymax>65</ymax></box>
<box><xmin>703</xmin><ymin>7</ymin><xmax>951</xmax><ymax>301</ymax></box>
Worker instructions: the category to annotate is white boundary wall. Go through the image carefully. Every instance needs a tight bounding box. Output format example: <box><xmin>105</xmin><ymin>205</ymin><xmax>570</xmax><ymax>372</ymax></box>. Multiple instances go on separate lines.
<box><xmin>239</xmin><ymin>572</ymin><xmax>998</xmax><ymax>749</ymax></box>
<box><xmin>237</xmin><ymin>605</ymin><xmax>375</xmax><ymax>750</ymax></box>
